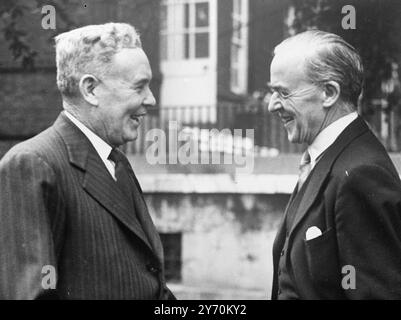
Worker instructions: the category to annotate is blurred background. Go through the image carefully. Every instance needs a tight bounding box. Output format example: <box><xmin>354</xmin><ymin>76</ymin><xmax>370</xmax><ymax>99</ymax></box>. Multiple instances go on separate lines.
<box><xmin>1</xmin><ymin>0</ymin><xmax>401</xmax><ymax>299</ymax></box>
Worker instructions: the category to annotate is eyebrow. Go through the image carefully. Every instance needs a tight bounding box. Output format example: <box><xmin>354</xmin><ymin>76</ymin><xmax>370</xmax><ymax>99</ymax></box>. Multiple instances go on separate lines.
<box><xmin>267</xmin><ymin>83</ymin><xmax>287</xmax><ymax>91</ymax></box>
<box><xmin>133</xmin><ymin>78</ymin><xmax>151</xmax><ymax>87</ymax></box>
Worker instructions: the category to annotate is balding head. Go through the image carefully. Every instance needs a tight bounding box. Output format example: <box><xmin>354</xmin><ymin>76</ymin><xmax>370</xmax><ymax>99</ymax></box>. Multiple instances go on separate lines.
<box><xmin>274</xmin><ymin>30</ymin><xmax>364</xmax><ymax>107</ymax></box>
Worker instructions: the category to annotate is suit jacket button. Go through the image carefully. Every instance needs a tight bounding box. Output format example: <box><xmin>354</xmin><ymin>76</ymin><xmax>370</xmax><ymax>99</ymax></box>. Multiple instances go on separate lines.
<box><xmin>280</xmin><ymin>250</ymin><xmax>285</xmax><ymax>256</ymax></box>
<box><xmin>147</xmin><ymin>264</ymin><xmax>159</xmax><ymax>274</ymax></box>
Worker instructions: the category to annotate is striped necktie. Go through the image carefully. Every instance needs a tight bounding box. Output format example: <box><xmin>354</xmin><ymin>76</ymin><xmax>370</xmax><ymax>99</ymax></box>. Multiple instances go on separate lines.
<box><xmin>298</xmin><ymin>150</ymin><xmax>312</xmax><ymax>192</ymax></box>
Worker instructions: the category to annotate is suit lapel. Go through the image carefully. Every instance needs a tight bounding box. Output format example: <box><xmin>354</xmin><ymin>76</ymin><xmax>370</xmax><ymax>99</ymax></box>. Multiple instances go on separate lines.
<box><xmin>288</xmin><ymin>116</ymin><xmax>369</xmax><ymax>240</ymax></box>
<box><xmin>273</xmin><ymin>183</ymin><xmax>298</xmax><ymax>256</ymax></box>
<box><xmin>83</xmin><ymin>152</ymin><xmax>154</xmax><ymax>251</ymax></box>
<box><xmin>126</xmin><ymin>162</ymin><xmax>164</xmax><ymax>263</ymax></box>
<box><xmin>271</xmin><ymin>182</ymin><xmax>300</xmax><ymax>299</ymax></box>
<box><xmin>53</xmin><ymin>112</ymin><xmax>155</xmax><ymax>253</ymax></box>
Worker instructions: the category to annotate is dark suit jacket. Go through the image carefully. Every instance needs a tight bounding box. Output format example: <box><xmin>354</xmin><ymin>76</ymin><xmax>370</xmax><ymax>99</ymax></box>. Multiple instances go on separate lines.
<box><xmin>272</xmin><ymin>117</ymin><xmax>401</xmax><ymax>299</ymax></box>
<box><xmin>0</xmin><ymin>112</ymin><xmax>175</xmax><ymax>299</ymax></box>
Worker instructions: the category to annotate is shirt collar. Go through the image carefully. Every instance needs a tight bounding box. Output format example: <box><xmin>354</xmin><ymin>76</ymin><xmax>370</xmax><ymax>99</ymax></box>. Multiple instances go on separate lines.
<box><xmin>308</xmin><ymin>112</ymin><xmax>358</xmax><ymax>166</ymax></box>
<box><xmin>64</xmin><ymin>111</ymin><xmax>113</xmax><ymax>162</ymax></box>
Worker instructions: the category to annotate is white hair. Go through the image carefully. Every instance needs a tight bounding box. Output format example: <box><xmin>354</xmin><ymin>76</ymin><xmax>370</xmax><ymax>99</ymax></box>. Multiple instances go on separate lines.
<box><xmin>274</xmin><ymin>30</ymin><xmax>364</xmax><ymax>107</ymax></box>
<box><xmin>55</xmin><ymin>23</ymin><xmax>142</xmax><ymax>98</ymax></box>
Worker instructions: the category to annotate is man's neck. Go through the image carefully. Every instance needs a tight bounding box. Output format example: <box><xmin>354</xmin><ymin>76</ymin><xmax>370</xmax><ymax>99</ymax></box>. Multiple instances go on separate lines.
<box><xmin>63</xmin><ymin>100</ymin><xmax>100</xmax><ymax>138</ymax></box>
<box><xmin>307</xmin><ymin>111</ymin><xmax>358</xmax><ymax>168</ymax></box>
<box><xmin>310</xmin><ymin>102</ymin><xmax>356</xmax><ymax>145</ymax></box>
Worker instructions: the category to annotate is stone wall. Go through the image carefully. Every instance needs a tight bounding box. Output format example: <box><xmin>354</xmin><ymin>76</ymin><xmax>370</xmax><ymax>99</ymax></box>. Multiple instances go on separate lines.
<box><xmin>136</xmin><ymin>173</ymin><xmax>294</xmax><ymax>299</ymax></box>
<box><xmin>146</xmin><ymin>192</ymin><xmax>288</xmax><ymax>298</ymax></box>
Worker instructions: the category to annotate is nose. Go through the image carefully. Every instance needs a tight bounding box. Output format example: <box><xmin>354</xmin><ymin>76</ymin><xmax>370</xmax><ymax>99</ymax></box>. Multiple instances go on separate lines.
<box><xmin>144</xmin><ymin>87</ymin><xmax>156</xmax><ymax>107</ymax></box>
<box><xmin>268</xmin><ymin>92</ymin><xmax>282</xmax><ymax>113</ymax></box>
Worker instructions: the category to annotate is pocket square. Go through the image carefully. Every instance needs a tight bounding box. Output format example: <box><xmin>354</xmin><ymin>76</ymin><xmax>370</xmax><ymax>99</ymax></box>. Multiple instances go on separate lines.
<box><xmin>306</xmin><ymin>226</ymin><xmax>322</xmax><ymax>240</ymax></box>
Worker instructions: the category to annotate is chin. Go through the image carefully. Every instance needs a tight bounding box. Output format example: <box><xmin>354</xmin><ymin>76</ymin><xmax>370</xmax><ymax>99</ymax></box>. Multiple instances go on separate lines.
<box><xmin>287</xmin><ymin>134</ymin><xmax>302</xmax><ymax>144</ymax></box>
<box><xmin>124</xmin><ymin>132</ymin><xmax>138</xmax><ymax>142</ymax></box>
<box><xmin>286</xmin><ymin>130</ymin><xmax>298</xmax><ymax>144</ymax></box>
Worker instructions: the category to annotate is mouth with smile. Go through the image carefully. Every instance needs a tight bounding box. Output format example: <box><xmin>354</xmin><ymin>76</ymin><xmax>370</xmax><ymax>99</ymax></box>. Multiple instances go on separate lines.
<box><xmin>279</xmin><ymin>114</ymin><xmax>294</xmax><ymax>127</ymax></box>
<box><xmin>130</xmin><ymin>111</ymin><xmax>147</xmax><ymax>125</ymax></box>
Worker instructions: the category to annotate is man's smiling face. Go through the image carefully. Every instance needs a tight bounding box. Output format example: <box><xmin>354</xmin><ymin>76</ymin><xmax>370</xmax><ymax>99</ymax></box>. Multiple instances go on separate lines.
<box><xmin>93</xmin><ymin>48</ymin><xmax>156</xmax><ymax>147</ymax></box>
<box><xmin>268</xmin><ymin>51</ymin><xmax>326</xmax><ymax>145</ymax></box>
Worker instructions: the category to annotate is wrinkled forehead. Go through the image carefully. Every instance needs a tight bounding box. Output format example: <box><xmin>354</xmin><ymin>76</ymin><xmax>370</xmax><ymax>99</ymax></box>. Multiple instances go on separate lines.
<box><xmin>270</xmin><ymin>51</ymin><xmax>310</xmax><ymax>88</ymax></box>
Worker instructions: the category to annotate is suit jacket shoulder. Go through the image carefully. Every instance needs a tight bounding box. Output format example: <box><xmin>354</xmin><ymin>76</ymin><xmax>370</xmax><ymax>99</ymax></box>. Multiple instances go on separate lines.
<box><xmin>330</xmin><ymin>123</ymin><xmax>400</xmax><ymax>182</ymax></box>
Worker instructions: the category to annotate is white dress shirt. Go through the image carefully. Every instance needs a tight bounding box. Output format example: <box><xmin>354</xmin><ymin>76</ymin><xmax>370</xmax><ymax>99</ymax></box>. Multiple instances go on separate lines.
<box><xmin>308</xmin><ymin>112</ymin><xmax>358</xmax><ymax>170</ymax></box>
<box><xmin>64</xmin><ymin>111</ymin><xmax>116</xmax><ymax>180</ymax></box>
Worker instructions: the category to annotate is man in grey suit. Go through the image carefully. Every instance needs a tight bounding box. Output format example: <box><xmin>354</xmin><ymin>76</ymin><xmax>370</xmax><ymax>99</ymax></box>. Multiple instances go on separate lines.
<box><xmin>0</xmin><ymin>23</ymin><xmax>175</xmax><ymax>299</ymax></box>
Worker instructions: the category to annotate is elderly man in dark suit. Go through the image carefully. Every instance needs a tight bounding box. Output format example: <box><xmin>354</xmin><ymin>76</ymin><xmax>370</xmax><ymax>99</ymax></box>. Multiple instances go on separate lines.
<box><xmin>0</xmin><ymin>23</ymin><xmax>175</xmax><ymax>299</ymax></box>
<box><xmin>268</xmin><ymin>30</ymin><xmax>401</xmax><ymax>299</ymax></box>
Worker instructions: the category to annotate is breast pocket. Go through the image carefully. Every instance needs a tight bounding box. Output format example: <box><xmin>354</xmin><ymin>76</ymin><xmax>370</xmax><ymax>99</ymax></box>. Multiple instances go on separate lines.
<box><xmin>304</xmin><ymin>228</ymin><xmax>340</xmax><ymax>287</ymax></box>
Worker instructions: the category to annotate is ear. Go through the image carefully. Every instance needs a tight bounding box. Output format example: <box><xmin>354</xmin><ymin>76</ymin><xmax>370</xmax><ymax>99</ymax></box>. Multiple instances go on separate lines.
<box><xmin>322</xmin><ymin>81</ymin><xmax>341</xmax><ymax>109</ymax></box>
<box><xmin>79</xmin><ymin>74</ymin><xmax>100</xmax><ymax>106</ymax></box>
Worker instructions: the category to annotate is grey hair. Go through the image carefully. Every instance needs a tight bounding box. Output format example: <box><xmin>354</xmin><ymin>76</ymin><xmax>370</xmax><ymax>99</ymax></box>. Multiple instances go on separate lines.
<box><xmin>274</xmin><ymin>30</ymin><xmax>364</xmax><ymax>107</ymax></box>
<box><xmin>55</xmin><ymin>23</ymin><xmax>142</xmax><ymax>98</ymax></box>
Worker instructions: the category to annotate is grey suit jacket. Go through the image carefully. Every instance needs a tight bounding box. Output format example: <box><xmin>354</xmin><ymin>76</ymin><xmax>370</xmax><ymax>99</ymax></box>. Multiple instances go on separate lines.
<box><xmin>0</xmin><ymin>112</ymin><xmax>175</xmax><ymax>299</ymax></box>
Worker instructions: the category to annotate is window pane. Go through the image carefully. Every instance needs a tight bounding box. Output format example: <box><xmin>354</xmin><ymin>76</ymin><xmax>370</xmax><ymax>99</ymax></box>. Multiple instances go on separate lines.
<box><xmin>184</xmin><ymin>33</ymin><xmax>190</xmax><ymax>59</ymax></box>
<box><xmin>195</xmin><ymin>2</ymin><xmax>209</xmax><ymax>27</ymax></box>
<box><xmin>184</xmin><ymin>3</ymin><xmax>190</xmax><ymax>29</ymax></box>
<box><xmin>195</xmin><ymin>32</ymin><xmax>209</xmax><ymax>58</ymax></box>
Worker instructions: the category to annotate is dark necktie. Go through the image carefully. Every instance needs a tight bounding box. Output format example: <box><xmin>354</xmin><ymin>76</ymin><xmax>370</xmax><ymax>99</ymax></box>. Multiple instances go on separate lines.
<box><xmin>108</xmin><ymin>148</ymin><xmax>136</xmax><ymax>202</ymax></box>
<box><xmin>108</xmin><ymin>148</ymin><xmax>158</xmax><ymax>252</ymax></box>
<box><xmin>298</xmin><ymin>150</ymin><xmax>312</xmax><ymax>192</ymax></box>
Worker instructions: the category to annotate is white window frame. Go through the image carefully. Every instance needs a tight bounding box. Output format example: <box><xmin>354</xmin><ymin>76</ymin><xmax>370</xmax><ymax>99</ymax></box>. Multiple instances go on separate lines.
<box><xmin>160</xmin><ymin>0</ymin><xmax>211</xmax><ymax>61</ymax></box>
